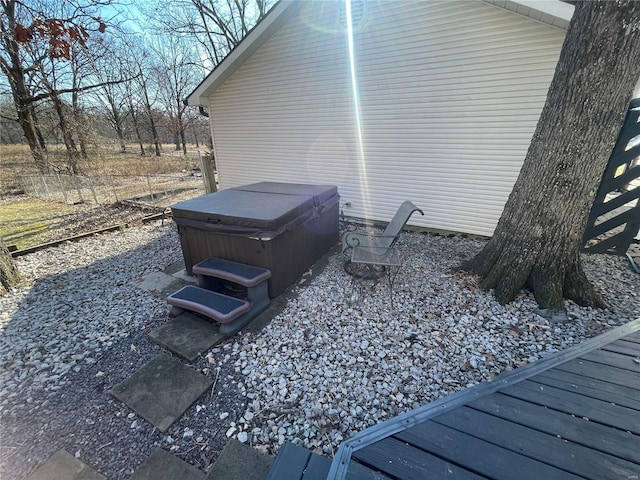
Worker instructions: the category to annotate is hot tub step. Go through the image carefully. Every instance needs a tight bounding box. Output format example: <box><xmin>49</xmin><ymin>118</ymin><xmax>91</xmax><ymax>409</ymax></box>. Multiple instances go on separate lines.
<box><xmin>193</xmin><ymin>258</ymin><xmax>271</xmax><ymax>323</ymax></box>
<box><xmin>167</xmin><ymin>286</ymin><xmax>251</xmax><ymax>324</ymax></box>
<box><xmin>192</xmin><ymin>257</ymin><xmax>271</xmax><ymax>287</ymax></box>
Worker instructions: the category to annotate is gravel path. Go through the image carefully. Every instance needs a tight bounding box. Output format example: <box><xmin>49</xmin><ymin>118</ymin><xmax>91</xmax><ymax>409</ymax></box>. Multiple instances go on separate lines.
<box><xmin>0</xmin><ymin>222</ymin><xmax>638</xmax><ymax>479</ymax></box>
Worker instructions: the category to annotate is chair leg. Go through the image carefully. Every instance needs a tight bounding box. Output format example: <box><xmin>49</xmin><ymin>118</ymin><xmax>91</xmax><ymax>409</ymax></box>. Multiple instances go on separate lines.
<box><xmin>387</xmin><ymin>265</ymin><xmax>401</xmax><ymax>308</ymax></box>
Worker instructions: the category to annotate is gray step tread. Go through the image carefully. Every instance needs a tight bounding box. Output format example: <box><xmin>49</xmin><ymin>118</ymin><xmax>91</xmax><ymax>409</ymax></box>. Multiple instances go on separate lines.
<box><xmin>193</xmin><ymin>257</ymin><xmax>271</xmax><ymax>287</ymax></box>
<box><xmin>167</xmin><ymin>285</ymin><xmax>251</xmax><ymax>323</ymax></box>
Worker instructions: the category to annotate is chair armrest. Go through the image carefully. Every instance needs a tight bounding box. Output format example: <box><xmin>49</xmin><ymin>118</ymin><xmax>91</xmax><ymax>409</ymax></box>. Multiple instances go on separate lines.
<box><xmin>342</xmin><ymin>232</ymin><xmax>399</xmax><ymax>252</ymax></box>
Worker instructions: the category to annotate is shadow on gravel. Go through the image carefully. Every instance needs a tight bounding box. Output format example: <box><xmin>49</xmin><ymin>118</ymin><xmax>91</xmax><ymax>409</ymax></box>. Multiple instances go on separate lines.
<box><xmin>0</xmin><ymin>224</ymin><xmax>247</xmax><ymax>480</ymax></box>
<box><xmin>0</xmin><ymin>221</ymin><xmax>338</xmax><ymax>480</ymax></box>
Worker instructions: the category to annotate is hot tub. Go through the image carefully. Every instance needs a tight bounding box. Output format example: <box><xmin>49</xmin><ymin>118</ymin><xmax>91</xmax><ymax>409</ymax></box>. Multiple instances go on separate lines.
<box><xmin>171</xmin><ymin>182</ymin><xmax>339</xmax><ymax>297</ymax></box>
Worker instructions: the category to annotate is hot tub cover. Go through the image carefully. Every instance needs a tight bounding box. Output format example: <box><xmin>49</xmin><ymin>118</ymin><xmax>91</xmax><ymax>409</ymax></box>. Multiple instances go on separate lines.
<box><xmin>171</xmin><ymin>182</ymin><xmax>339</xmax><ymax>240</ymax></box>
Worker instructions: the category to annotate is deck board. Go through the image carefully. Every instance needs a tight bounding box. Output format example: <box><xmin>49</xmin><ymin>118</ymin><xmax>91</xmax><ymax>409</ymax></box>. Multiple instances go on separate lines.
<box><xmin>432</xmin><ymin>406</ymin><xmax>640</xmax><ymax>479</ymax></box>
<box><xmin>601</xmin><ymin>339</ymin><xmax>640</xmax><ymax>356</ymax></box>
<box><xmin>623</xmin><ymin>331</ymin><xmax>640</xmax><ymax>343</ymax></box>
<box><xmin>328</xmin><ymin>320</ymin><xmax>640</xmax><ymax>479</ymax></box>
<box><xmin>533</xmin><ymin>369</ymin><xmax>640</xmax><ymax>406</ymax></box>
<box><xmin>580</xmin><ymin>349</ymin><xmax>640</xmax><ymax>372</ymax></box>
<box><xmin>395</xmin><ymin>418</ymin><xmax>582</xmax><ymax>480</ymax></box>
<box><xmin>501</xmin><ymin>380</ymin><xmax>640</xmax><ymax>434</ymax></box>
<box><xmin>302</xmin><ymin>454</ymin><xmax>332</xmax><ymax>480</ymax></box>
<box><xmin>555</xmin><ymin>358</ymin><xmax>639</xmax><ymax>387</ymax></box>
<box><xmin>532</xmin><ymin>372</ymin><xmax>640</xmax><ymax>410</ymax></box>
<box><xmin>352</xmin><ymin>437</ymin><xmax>486</xmax><ymax>480</ymax></box>
<box><xmin>468</xmin><ymin>393</ymin><xmax>640</xmax><ymax>463</ymax></box>
<box><xmin>344</xmin><ymin>460</ymin><xmax>393</xmax><ymax>480</ymax></box>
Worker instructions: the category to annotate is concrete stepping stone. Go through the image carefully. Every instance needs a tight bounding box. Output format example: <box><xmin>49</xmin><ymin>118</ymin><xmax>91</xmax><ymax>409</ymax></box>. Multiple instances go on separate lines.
<box><xmin>25</xmin><ymin>450</ymin><xmax>106</xmax><ymax>480</ymax></box>
<box><xmin>109</xmin><ymin>353</ymin><xmax>213</xmax><ymax>432</ymax></box>
<box><xmin>137</xmin><ymin>271</ymin><xmax>181</xmax><ymax>294</ymax></box>
<box><xmin>130</xmin><ymin>448</ymin><xmax>204</xmax><ymax>480</ymax></box>
<box><xmin>205</xmin><ymin>439</ymin><xmax>273</xmax><ymax>480</ymax></box>
<box><xmin>149</xmin><ymin>312</ymin><xmax>224</xmax><ymax>362</ymax></box>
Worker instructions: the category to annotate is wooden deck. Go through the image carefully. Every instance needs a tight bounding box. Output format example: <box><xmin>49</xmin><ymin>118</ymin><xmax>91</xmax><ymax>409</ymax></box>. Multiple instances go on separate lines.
<box><xmin>327</xmin><ymin>318</ymin><xmax>640</xmax><ymax>479</ymax></box>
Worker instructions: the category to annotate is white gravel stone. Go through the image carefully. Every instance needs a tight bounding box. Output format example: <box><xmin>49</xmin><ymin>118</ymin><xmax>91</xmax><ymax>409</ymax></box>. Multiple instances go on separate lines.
<box><xmin>226</xmin><ymin>231</ymin><xmax>640</xmax><ymax>454</ymax></box>
<box><xmin>1</xmin><ymin>223</ymin><xmax>638</xmax><ymax>468</ymax></box>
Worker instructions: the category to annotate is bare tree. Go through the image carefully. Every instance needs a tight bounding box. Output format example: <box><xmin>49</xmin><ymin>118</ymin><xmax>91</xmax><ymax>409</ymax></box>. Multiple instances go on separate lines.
<box><xmin>139</xmin><ymin>0</ymin><xmax>274</xmax><ymax>68</ymax></box>
<box><xmin>0</xmin><ymin>0</ymin><xmax>108</xmax><ymax>171</ymax></box>
<box><xmin>0</xmin><ymin>98</ymin><xmax>28</xmax><ymax>143</ymax></box>
<box><xmin>1</xmin><ymin>1</ymin><xmax>49</xmax><ymax>170</ymax></box>
<box><xmin>124</xmin><ymin>77</ymin><xmax>147</xmax><ymax>156</ymax></box>
<box><xmin>0</xmin><ymin>237</ymin><xmax>20</xmax><ymax>295</ymax></box>
<box><xmin>150</xmin><ymin>36</ymin><xmax>203</xmax><ymax>155</ymax></box>
<box><xmin>35</xmin><ymin>52</ymin><xmax>84</xmax><ymax>172</ymax></box>
<box><xmin>189</xmin><ymin>0</ymin><xmax>271</xmax><ymax>60</ymax></box>
<box><xmin>69</xmin><ymin>41</ymin><xmax>99</xmax><ymax>160</ymax></box>
<box><xmin>86</xmin><ymin>35</ymin><xmax>132</xmax><ymax>152</ymax></box>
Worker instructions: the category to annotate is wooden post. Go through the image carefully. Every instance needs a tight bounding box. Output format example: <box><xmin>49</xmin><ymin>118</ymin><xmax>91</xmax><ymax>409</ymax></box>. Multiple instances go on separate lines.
<box><xmin>200</xmin><ymin>153</ymin><xmax>217</xmax><ymax>194</ymax></box>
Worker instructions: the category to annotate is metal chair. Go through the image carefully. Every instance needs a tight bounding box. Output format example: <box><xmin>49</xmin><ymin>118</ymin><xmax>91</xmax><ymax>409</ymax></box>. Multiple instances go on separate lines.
<box><xmin>342</xmin><ymin>201</ymin><xmax>424</xmax><ymax>303</ymax></box>
<box><xmin>341</xmin><ymin>201</ymin><xmax>424</xmax><ymax>254</ymax></box>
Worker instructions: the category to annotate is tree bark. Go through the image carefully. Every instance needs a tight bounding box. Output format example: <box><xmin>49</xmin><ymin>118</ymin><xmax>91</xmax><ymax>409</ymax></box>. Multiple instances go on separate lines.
<box><xmin>49</xmin><ymin>87</ymin><xmax>82</xmax><ymax>174</ymax></box>
<box><xmin>179</xmin><ymin>124</ymin><xmax>187</xmax><ymax>155</ymax></box>
<box><xmin>462</xmin><ymin>1</ymin><xmax>640</xmax><ymax>315</ymax></box>
<box><xmin>138</xmin><ymin>74</ymin><xmax>162</xmax><ymax>157</ymax></box>
<box><xmin>192</xmin><ymin>123</ymin><xmax>200</xmax><ymax>148</ymax></box>
<box><xmin>174</xmin><ymin>130</ymin><xmax>181</xmax><ymax>151</ymax></box>
<box><xmin>129</xmin><ymin>103</ymin><xmax>146</xmax><ymax>156</ymax></box>
<box><xmin>14</xmin><ymin>84</ymin><xmax>48</xmax><ymax>172</ymax></box>
<box><xmin>0</xmin><ymin>238</ymin><xmax>21</xmax><ymax>295</ymax></box>
<box><xmin>1</xmin><ymin>1</ymin><xmax>48</xmax><ymax>171</ymax></box>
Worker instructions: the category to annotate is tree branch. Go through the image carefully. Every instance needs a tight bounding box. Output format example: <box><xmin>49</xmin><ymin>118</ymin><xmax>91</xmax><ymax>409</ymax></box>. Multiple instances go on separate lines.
<box><xmin>27</xmin><ymin>75</ymin><xmax>137</xmax><ymax>103</ymax></box>
<box><xmin>0</xmin><ymin>113</ymin><xmax>19</xmax><ymax>123</ymax></box>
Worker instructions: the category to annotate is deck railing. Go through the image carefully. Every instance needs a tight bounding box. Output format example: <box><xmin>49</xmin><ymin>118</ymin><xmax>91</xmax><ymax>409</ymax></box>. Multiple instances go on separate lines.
<box><xmin>583</xmin><ymin>98</ymin><xmax>640</xmax><ymax>257</ymax></box>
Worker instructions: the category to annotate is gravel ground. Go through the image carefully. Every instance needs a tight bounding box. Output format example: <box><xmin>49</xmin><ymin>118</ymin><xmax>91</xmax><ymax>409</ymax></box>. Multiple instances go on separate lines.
<box><xmin>0</xmin><ymin>222</ymin><xmax>638</xmax><ymax>479</ymax></box>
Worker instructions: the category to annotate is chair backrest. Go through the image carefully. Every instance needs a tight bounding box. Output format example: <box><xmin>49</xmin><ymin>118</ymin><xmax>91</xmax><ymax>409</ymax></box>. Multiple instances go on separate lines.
<box><xmin>342</xmin><ymin>201</ymin><xmax>425</xmax><ymax>252</ymax></box>
<box><xmin>382</xmin><ymin>201</ymin><xmax>425</xmax><ymax>245</ymax></box>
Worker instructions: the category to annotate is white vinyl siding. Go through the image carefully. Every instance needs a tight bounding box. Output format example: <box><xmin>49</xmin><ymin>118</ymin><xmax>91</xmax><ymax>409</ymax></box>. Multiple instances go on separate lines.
<box><xmin>208</xmin><ymin>0</ymin><xmax>565</xmax><ymax>236</ymax></box>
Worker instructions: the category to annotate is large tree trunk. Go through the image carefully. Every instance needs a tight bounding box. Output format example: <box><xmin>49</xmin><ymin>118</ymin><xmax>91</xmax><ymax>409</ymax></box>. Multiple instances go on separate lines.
<box><xmin>16</xmin><ymin>94</ymin><xmax>48</xmax><ymax>172</ymax></box>
<box><xmin>151</xmin><ymin>124</ymin><xmax>162</xmax><ymax>157</ymax></box>
<box><xmin>0</xmin><ymin>238</ymin><xmax>21</xmax><ymax>295</ymax></box>
<box><xmin>462</xmin><ymin>1</ymin><xmax>640</xmax><ymax>316</ymax></box>
<box><xmin>1</xmin><ymin>2</ymin><xmax>47</xmax><ymax>172</ymax></box>
<box><xmin>192</xmin><ymin>123</ymin><xmax>200</xmax><ymax>148</ymax></box>
<box><xmin>173</xmin><ymin>131</ymin><xmax>181</xmax><ymax>152</ymax></box>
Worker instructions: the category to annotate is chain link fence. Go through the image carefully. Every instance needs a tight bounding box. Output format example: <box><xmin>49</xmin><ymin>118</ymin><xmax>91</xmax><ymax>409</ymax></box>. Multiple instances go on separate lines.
<box><xmin>20</xmin><ymin>173</ymin><xmax>206</xmax><ymax>210</ymax></box>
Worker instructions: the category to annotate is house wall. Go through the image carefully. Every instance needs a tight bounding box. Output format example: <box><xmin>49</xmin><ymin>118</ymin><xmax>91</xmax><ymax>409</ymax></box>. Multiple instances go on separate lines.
<box><xmin>207</xmin><ymin>0</ymin><xmax>565</xmax><ymax>236</ymax></box>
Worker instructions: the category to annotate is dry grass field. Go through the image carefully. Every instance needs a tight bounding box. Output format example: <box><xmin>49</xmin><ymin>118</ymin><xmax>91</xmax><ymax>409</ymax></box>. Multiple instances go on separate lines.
<box><xmin>1</xmin><ymin>143</ymin><xmax>203</xmax><ymax>194</ymax></box>
<box><xmin>0</xmin><ymin>143</ymin><xmax>208</xmax><ymax>249</ymax></box>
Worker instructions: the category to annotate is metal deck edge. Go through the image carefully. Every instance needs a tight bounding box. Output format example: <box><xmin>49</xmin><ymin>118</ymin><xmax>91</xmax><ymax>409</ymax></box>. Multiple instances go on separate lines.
<box><xmin>327</xmin><ymin>317</ymin><xmax>640</xmax><ymax>479</ymax></box>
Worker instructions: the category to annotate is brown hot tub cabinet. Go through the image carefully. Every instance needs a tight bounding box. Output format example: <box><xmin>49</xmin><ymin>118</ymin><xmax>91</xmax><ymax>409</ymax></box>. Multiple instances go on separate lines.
<box><xmin>171</xmin><ymin>182</ymin><xmax>339</xmax><ymax>298</ymax></box>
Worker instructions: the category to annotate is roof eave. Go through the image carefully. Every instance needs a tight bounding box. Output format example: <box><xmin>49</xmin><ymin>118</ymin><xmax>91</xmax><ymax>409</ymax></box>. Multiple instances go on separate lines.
<box><xmin>186</xmin><ymin>0</ymin><xmax>301</xmax><ymax>107</ymax></box>
<box><xmin>188</xmin><ymin>0</ymin><xmax>574</xmax><ymax>107</ymax></box>
<box><xmin>482</xmin><ymin>0</ymin><xmax>574</xmax><ymax>30</ymax></box>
